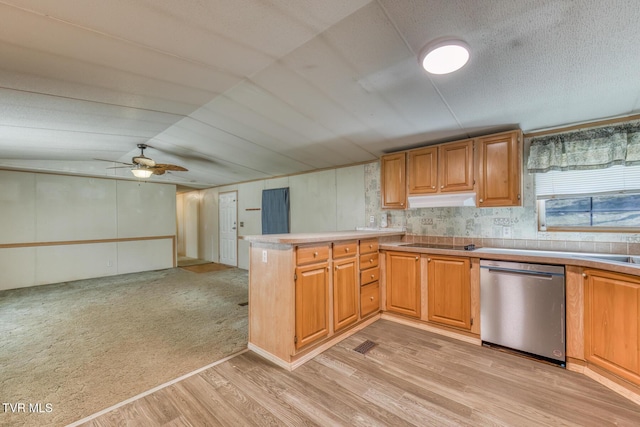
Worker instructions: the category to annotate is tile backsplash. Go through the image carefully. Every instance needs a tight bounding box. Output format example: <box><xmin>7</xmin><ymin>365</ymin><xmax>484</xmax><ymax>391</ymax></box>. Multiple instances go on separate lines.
<box><xmin>364</xmin><ymin>161</ymin><xmax>640</xmax><ymax>254</ymax></box>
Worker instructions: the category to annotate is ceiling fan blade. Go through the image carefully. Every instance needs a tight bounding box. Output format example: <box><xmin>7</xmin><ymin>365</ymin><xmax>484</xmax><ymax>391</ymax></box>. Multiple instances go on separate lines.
<box><xmin>94</xmin><ymin>158</ymin><xmax>133</xmax><ymax>166</ymax></box>
<box><xmin>106</xmin><ymin>166</ymin><xmax>134</xmax><ymax>169</ymax></box>
<box><xmin>151</xmin><ymin>168</ymin><xmax>166</xmax><ymax>175</ymax></box>
<box><xmin>155</xmin><ymin>163</ymin><xmax>188</xmax><ymax>172</ymax></box>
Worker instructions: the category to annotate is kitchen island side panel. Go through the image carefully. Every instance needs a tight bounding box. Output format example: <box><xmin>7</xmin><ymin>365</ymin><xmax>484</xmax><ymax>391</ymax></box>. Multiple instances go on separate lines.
<box><xmin>249</xmin><ymin>243</ymin><xmax>295</xmax><ymax>362</ymax></box>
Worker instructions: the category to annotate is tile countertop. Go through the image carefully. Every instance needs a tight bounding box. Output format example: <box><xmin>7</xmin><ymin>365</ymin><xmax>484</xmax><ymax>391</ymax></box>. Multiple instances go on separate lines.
<box><xmin>379</xmin><ymin>241</ymin><xmax>640</xmax><ymax>277</ymax></box>
<box><xmin>242</xmin><ymin>229</ymin><xmax>405</xmax><ymax>244</ymax></box>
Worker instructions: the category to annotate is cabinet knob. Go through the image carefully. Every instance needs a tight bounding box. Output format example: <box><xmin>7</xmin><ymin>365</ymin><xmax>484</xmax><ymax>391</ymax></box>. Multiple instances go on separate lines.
<box><xmin>440</xmin><ymin>185</ymin><xmax>444</xmax><ymax>189</ymax></box>
<box><xmin>370</xmin><ymin>296</ymin><xmax>374</xmax><ymax>301</ymax></box>
<box><xmin>345</xmin><ymin>247</ymin><xmax>349</xmax><ymax>252</ymax></box>
<box><xmin>369</xmin><ymin>258</ymin><xmax>374</xmax><ymax>263</ymax></box>
<box><xmin>479</xmin><ymin>199</ymin><xmax>483</xmax><ymax>203</ymax></box>
<box><xmin>427</xmin><ymin>258</ymin><xmax>431</xmax><ymax>262</ymax></box>
<box><xmin>371</xmin><ymin>274</ymin><xmax>375</xmax><ymax>278</ymax></box>
<box><xmin>432</xmin><ymin>185</ymin><xmax>436</xmax><ymax>189</ymax></box>
<box><xmin>582</xmin><ymin>273</ymin><xmax>587</xmax><ymax>278</ymax></box>
<box><xmin>416</xmin><ymin>256</ymin><xmax>419</xmax><ymax>260</ymax></box>
<box><xmin>335</xmin><ymin>266</ymin><xmax>338</xmax><ymax>271</ymax></box>
<box><xmin>314</xmin><ymin>251</ymin><xmax>318</xmax><ymax>257</ymax></box>
<box><xmin>369</xmin><ymin>244</ymin><xmax>373</xmax><ymax>248</ymax></box>
<box><xmin>400</xmin><ymin>202</ymin><xmax>404</xmax><ymax>206</ymax></box>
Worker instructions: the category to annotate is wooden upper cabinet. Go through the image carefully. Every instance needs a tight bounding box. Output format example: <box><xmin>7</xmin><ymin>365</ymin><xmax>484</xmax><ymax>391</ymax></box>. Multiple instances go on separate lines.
<box><xmin>381</xmin><ymin>152</ymin><xmax>407</xmax><ymax>209</ymax></box>
<box><xmin>476</xmin><ymin>130</ymin><xmax>522</xmax><ymax>207</ymax></box>
<box><xmin>408</xmin><ymin>146</ymin><xmax>438</xmax><ymax>195</ymax></box>
<box><xmin>584</xmin><ymin>269</ymin><xmax>640</xmax><ymax>385</ymax></box>
<box><xmin>439</xmin><ymin>139</ymin><xmax>474</xmax><ymax>192</ymax></box>
<box><xmin>427</xmin><ymin>255</ymin><xmax>471</xmax><ymax>330</ymax></box>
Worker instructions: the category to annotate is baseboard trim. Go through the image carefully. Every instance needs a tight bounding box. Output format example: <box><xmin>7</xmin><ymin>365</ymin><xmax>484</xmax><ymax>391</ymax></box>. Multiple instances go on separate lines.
<box><xmin>381</xmin><ymin>313</ymin><xmax>482</xmax><ymax>346</ymax></box>
<box><xmin>248</xmin><ymin>314</ymin><xmax>382</xmax><ymax>371</ymax></box>
<box><xmin>582</xmin><ymin>365</ymin><xmax>640</xmax><ymax>406</ymax></box>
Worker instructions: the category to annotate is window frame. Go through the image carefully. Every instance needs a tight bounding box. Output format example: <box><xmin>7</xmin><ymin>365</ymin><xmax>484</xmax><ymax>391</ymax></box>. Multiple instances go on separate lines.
<box><xmin>537</xmin><ymin>193</ymin><xmax>640</xmax><ymax>233</ymax></box>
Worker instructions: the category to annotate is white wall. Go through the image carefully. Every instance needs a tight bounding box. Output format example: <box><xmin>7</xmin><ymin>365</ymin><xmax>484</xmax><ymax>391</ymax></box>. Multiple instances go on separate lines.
<box><xmin>192</xmin><ymin>164</ymin><xmax>368</xmax><ymax>270</ymax></box>
<box><xmin>0</xmin><ymin>170</ymin><xmax>176</xmax><ymax>291</ymax></box>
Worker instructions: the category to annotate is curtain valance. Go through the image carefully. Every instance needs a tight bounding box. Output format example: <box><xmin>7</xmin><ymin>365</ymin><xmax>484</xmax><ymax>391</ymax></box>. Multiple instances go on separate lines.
<box><xmin>527</xmin><ymin>121</ymin><xmax>640</xmax><ymax>173</ymax></box>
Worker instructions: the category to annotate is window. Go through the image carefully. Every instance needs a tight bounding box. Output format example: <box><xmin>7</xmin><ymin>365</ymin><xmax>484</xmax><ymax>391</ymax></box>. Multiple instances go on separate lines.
<box><xmin>535</xmin><ymin>166</ymin><xmax>640</xmax><ymax>231</ymax></box>
<box><xmin>539</xmin><ymin>194</ymin><xmax>640</xmax><ymax>230</ymax></box>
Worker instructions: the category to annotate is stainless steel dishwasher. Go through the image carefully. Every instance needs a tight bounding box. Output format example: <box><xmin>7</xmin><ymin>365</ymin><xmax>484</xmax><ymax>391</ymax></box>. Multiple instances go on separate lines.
<box><xmin>480</xmin><ymin>260</ymin><xmax>566</xmax><ymax>364</ymax></box>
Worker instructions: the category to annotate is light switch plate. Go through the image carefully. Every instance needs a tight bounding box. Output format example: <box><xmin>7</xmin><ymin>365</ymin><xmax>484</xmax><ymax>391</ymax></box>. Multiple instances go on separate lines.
<box><xmin>262</xmin><ymin>250</ymin><xmax>267</xmax><ymax>263</ymax></box>
<box><xmin>502</xmin><ymin>226</ymin><xmax>512</xmax><ymax>238</ymax></box>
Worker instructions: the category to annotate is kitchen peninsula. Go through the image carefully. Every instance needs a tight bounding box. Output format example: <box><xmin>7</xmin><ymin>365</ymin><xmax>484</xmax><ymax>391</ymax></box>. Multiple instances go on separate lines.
<box><xmin>245</xmin><ymin>231</ymin><xmax>640</xmax><ymax>407</ymax></box>
<box><xmin>243</xmin><ymin>229</ymin><xmax>404</xmax><ymax>370</ymax></box>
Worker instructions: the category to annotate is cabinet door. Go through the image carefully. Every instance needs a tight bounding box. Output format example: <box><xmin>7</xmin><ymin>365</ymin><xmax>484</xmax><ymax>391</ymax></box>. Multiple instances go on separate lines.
<box><xmin>439</xmin><ymin>139</ymin><xmax>474</xmax><ymax>192</ymax></box>
<box><xmin>476</xmin><ymin>130</ymin><xmax>522</xmax><ymax>207</ymax></box>
<box><xmin>585</xmin><ymin>269</ymin><xmax>640</xmax><ymax>384</ymax></box>
<box><xmin>333</xmin><ymin>257</ymin><xmax>359</xmax><ymax>332</ymax></box>
<box><xmin>408</xmin><ymin>146</ymin><xmax>438</xmax><ymax>194</ymax></box>
<box><xmin>385</xmin><ymin>251</ymin><xmax>421</xmax><ymax>318</ymax></box>
<box><xmin>381</xmin><ymin>153</ymin><xmax>407</xmax><ymax>209</ymax></box>
<box><xmin>295</xmin><ymin>262</ymin><xmax>330</xmax><ymax>349</ymax></box>
<box><xmin>427</xmin><ymin>255</ymin><xmax>471</xmax><ymax>330</ymax></box>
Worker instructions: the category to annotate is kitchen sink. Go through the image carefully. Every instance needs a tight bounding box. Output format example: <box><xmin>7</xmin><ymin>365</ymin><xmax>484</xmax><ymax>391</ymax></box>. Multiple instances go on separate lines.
<box><xmin>476</xmin><ymin>247</ymin><xmax>640</xmax><ymax>265</ymax></box>
<box><xmin>579</xmin><ymin>254</ymin><xmax>640</xmax><ymax>264</ymax></box>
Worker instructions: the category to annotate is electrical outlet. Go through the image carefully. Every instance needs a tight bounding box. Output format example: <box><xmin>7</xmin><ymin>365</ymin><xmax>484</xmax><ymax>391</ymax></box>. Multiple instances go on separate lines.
<box><xmin>369</xmin><ymin>215</ymin><xmax>375</xmax><ymax>224</ymax></box>
<box><xmin>502</xmin><ymin>226</ymin><xmax>512</xmax><ymax>238</ymax></box>
<box><xmin>107</xmin><ymin>260</ymin><xmax>112</xmax><ymax>267</ymax></box>
<box><xmin>262</xmin><ymin>250</ymin><xmax>268</xmax><ymax>263</ymax></box>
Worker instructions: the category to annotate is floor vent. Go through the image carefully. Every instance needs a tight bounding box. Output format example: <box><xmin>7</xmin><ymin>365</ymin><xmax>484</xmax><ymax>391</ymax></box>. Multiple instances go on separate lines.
<box><xmin>238</xmin><ymin>302</ymin><xmax>248</xmax><ymax>306</ymax></box>
<box><xmin>353</xmin><ymin>340</ymin><xmax>377</xmax><ymax>355</ymax></box>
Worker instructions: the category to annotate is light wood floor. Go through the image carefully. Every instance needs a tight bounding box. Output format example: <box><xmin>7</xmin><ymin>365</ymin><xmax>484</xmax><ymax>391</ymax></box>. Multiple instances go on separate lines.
<box><xmin>80</xmin><ymin>320</ymin><xmax>640</xmax><ymax>426</ymax></box>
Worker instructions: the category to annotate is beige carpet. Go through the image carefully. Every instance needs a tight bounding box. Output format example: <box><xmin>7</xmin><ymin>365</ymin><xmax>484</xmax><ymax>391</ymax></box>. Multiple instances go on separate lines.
<box><xmin>0</xmin><ymin>267</ymin><xmax>248</xmax><ymax>427</ymax></box>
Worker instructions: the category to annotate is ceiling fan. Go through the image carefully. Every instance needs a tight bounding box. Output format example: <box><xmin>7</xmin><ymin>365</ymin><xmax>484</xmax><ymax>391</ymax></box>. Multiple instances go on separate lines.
<box><xmin>96</xmin><ymin>144</ymin><xmax>188</xmax><ymax>178</ymax></box>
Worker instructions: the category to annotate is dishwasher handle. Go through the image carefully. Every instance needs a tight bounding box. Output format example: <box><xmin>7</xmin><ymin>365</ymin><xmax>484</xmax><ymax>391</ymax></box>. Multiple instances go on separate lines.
<box><xmin>486</xmin><ymin>268</ymin><xmax>555</xmax><ymax>280</ymax></box>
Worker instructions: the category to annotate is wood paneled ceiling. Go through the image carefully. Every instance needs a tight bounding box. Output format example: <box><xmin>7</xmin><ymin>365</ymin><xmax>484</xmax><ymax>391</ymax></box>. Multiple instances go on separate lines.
<box><xmin>1</xmin><ymin>0</ymin><xmax>639</xmax><ymax>188</ymax></box>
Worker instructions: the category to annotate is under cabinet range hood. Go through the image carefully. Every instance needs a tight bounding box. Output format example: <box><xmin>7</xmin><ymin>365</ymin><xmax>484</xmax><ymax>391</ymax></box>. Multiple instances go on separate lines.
<box><xmin>408</xmin><ymin>193</ymin><xmax>476</xmax><ymax>208</ymax></box>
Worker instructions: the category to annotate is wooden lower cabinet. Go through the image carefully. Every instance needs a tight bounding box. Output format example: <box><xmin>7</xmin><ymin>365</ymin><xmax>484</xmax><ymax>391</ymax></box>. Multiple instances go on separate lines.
<box><xmin>361</xmin><ymin>281</ymin><xmax>380</xmax><ymax>317</ymax></box>
<box><xmin>333</xmin><ymin>256</ymin><xmax>359</xmax><ymax>332</ymax></box>
<box><xmin>295</xmin><ymin>262</ymin><xmax>330</xmax><ymax>350</ymax></box>
<box><xmin>385</xmin><ymin>251</ymin><xmax>421</xmax><ymax>318</ymax></box>
<box><xmin>427</xmin><ymin>255</ymin><xmax>471</xmax><ymax>330</ymax></box>
<box><xmin>584</xmin><ymin>269</ymin><xmax>640</xmax><ymax>384</ymax></box>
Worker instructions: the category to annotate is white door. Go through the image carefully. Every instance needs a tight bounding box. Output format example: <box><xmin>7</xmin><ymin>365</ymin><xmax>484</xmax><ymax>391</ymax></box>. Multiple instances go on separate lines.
<box><xmin>219</xmin><ymin>192</ymin><xmax>237</xmax><ymax>266</ymax></box>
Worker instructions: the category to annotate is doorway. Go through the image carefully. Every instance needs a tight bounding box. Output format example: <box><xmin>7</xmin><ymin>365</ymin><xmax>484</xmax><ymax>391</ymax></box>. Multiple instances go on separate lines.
<box><xmin>219</xmin><ymin>191</ymin><xmax>237</xmax><ymax>266</ymax></box>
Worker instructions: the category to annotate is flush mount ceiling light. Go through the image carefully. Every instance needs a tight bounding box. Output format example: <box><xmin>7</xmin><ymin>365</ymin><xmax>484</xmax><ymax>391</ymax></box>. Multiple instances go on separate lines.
<box><xmin>131</xmin><ymin>164</ymin><xmax>153</xmax><ymax>179</ymax></box>
<box><xmin>419</xmin><ymin>38</ymin><xmax>470</xmax><ymax>75</ymax></box>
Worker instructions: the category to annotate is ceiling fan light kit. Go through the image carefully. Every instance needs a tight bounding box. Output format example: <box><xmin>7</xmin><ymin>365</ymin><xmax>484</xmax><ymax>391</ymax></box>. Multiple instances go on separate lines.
<box><xmin>419</xmin><ymin>38</ymin><xmax>470</xmax><ymax>75</ymax></box>
<box><xmin>131</xmin><ymin>165</ymin><xmax>154</xmax><ymax>178</ymax></box>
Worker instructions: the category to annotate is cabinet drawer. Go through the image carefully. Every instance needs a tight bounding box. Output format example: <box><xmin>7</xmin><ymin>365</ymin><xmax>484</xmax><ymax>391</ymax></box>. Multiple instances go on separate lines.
<box><xmin>359</xmin><ymin>252</ymin><xmax>379</xmax><ymax>269</ymax></box>
<box><xmin>296</xmin><ymin>244</ymin><xmax>330</xmax><ymax>265</ymax></box>
<box><xmin>361</xmin><ymin>282</ymin><xmax>380</xmax><ymax>317</ymax></box>
<box><xmin>359</xmin><ymin>238</ymin><xmax>379</xmax><ymax>254</ymax></box>
<box><xmin>360</xmin><ymin>266</ymin><xmax>380</xmax><ymax>285</ymax></box>
<box><xmin>333</xmin><ymin>241</ymin><xmax>357</xmax><ymax>259</ymax></box>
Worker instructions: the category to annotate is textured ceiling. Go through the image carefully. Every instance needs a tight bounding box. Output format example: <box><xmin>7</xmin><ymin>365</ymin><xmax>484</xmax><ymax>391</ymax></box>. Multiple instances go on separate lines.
<box><xmin>1</xmin><ymin>0</ymin><xmax>639</xmax><ymax>188</ymax></box>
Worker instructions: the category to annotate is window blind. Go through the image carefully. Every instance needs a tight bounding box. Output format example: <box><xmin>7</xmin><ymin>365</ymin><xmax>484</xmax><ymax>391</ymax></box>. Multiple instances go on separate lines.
<box><xmin>534</xmin><ymin>165</ymin><xmax>640</xmax><ymax>198</ymax></box>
